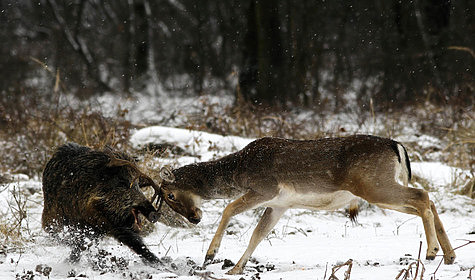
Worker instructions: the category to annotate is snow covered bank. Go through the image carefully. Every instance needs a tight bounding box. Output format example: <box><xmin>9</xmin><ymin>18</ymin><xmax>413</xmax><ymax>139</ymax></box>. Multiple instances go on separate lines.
<box><xmin>131</xmin><ymin>126</ymin><xmax>253</xmax><ymax>164</ymax></box>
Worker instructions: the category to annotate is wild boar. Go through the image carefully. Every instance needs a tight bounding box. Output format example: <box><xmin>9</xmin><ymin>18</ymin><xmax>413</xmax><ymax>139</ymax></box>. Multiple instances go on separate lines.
<box><xmin>42</xmin><ymin>143</ymin><xmax>162</xmax><ymax>265</ymax></box>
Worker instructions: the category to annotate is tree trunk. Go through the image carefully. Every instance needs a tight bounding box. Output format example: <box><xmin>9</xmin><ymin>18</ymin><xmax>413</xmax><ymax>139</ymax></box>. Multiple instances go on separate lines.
<box><xmin>239</xmin><ymin>0</ymin><xmax>284</xmax><ymax>106</ymax></box>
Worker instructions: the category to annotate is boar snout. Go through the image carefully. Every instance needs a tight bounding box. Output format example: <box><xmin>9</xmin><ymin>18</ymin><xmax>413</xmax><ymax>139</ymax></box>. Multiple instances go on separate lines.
<box><xmin>134</xmin><ymin>202</ymin><xmax>160</xmax><ymax>224</ymax></box>
<box><xmin>147</xmin><ymin>211</ymin><xmax>160</xmax><ymax>223</ymax></box>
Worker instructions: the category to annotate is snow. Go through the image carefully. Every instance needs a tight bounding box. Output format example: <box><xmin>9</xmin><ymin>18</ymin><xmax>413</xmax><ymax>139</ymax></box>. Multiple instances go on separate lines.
<box><xmin>131</xmin><ymin>126</ymin><xmax>252</xmax><ymax>163</ymax></box>
<box><xmin>412</xmin><ymin>162</ymin><xmax>470</xmax><ymax>188</ymax></box>
<box><xmin>90</xmin><ymin>92</ymin><xmax>234</xmax><ymax>126</ymax></box>
<box><xmin>1</xmin><ymin>126</ymin><xmax>474</xmax><ymax>280</ymax></box>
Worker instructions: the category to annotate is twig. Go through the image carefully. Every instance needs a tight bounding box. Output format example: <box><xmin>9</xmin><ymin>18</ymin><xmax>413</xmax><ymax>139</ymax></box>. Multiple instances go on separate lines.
<box><xmin>440</xmin><ymin>139</ymin><xmax>475</xmax><ymax>154</ymax></box>
<box><xmin>396</xmin><ymin>261</ymin><xmax>426</xmax><ymax>280</ymax></box>
<box><xmin>283</xmin><ymin>225</ymin><xmax>308</xmax><ymax>237</ymax></box>
<box><xmin>164</xmin><ymin>245</ymin><xmax>172</xmax><ymax>257</ymax></box>
<box><xmin>328</xmin><ymin>259</ymin><xmax>353</xmax><ymax>280</ymax></box>
<box><xmin>447</xmin><ymin>46</ymin><xmax>475</xmax><ymax>58</ymax></box>
<box><xmin>323</xmin><ymin>262</ymin><xmax>328</xmax><ymax>279</ymax></box>
<box><xmin>394</xmin><ymin>217</ymin><xmax>418</xmax><ymax>236</ymax></box>
<box><xmin>395</xmin><ymin>268</ymin><xmax>407</xmax><ymax>279</ymax></box>
<box><xmin>452</xmin><ymin>239</ymin><xmax>475</xmax><ymax>251</ymax></box>
<box><xmin>396</xmin><ymin>241</ymin><xmax>425</xmax><ymax>280</ymax></box>
<box><xmin>414</xmin><ymin>241</ymin><xmax>422</xmax><ymax>280</ymax></box>
<box><xmin>431</xmin><ymin>239</ymin><xmax>474</xmax><ymax>279</ymax></box>
<box><xmin>29</xmin><ymin>57</ymin><xmax>67</xmax><ymax>93</ymax></box>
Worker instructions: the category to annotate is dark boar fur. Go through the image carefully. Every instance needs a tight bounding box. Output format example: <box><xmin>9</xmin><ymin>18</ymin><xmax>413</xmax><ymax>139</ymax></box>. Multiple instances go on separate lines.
<box><xmin>42</xmin><ymin>143</ymin><xmax>161</xmax><ymax>265</ymax></box>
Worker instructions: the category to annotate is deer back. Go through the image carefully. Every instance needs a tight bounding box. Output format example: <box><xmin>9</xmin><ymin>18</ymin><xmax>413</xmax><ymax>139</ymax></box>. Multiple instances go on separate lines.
<box><xmin>233</xmin><ymin>135</ymin><xmax>408</xmax><ymax>196</ymax></box>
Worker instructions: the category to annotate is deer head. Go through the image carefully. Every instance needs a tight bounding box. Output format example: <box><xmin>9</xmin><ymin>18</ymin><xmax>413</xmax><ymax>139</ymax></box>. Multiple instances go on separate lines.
<box><xmin>158</xmin><ymin>166</ymin><xmax>203</xmax><ymax>224</ymax></box>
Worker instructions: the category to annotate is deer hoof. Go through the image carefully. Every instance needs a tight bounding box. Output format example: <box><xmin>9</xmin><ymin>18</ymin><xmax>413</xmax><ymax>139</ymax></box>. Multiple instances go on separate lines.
<box><xmin>226</xmin><ymin>266</ymin><xmax>244</xmax><ymax>275</ymax></box>
<box><xmin>426</xmin><ymin>246</ymin><xmax>439</xmax><ymax>261</ymax></box>
<box><xmin>203</xmin><ymin>254</ymin><xmax>215</xmax><ymax>266</ymax></box>
<box><xmin>444</xmin><ymin>253</ymin><xmax>456</xmax><ymax>265</ymax></box>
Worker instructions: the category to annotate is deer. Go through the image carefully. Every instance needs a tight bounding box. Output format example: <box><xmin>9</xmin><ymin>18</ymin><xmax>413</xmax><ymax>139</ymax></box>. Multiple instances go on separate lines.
<box><xmin>156</xmin><ymin>135</ymin><xmax>456</xmax><ymax>275</ymax></box>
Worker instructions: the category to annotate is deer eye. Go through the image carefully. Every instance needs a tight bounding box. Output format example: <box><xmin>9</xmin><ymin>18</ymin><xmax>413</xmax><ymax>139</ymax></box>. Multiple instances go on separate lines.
<box><xmin>167</xmin><ymin>193</ymin><xmax>176</xmax><ymax>201</ymax></box>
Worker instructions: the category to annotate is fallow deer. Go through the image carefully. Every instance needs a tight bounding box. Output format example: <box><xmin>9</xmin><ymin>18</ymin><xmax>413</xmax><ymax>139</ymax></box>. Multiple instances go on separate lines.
<box><xmin>157</xmin><ymin>135</ymin><xmax>456</xmax><ymax>274</ymax></box>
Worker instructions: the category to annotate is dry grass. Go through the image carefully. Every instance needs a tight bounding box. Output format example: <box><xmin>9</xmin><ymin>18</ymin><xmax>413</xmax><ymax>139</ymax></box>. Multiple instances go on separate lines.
<box><xmin>2</xmin><ymin>83</ymin><xmax>472</xmax><ymax>182</ymax></box>
<box><xmin>184</xmin><ymin>97</ymin><xmax>327</xmax><ymax>140</ymax></box>
<box><xmin>0</xmin><ymin>89</ymin><xmax>133</xmax><ymax>178</ymax></box>
<box><xmin>0</xmin><ymin>182</ymin><xmax>32</xmax><ymax>248</ymax></box>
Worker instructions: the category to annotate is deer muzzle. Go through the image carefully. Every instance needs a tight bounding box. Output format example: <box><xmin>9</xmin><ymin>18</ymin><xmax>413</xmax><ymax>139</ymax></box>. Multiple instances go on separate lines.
<box><xmin>187</xmin><ymin>208</ymin><xmax>202</xmax><ymax>224</ymax></box>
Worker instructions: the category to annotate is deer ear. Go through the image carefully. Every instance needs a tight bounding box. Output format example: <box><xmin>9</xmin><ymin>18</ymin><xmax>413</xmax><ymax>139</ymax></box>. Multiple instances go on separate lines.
<box><xmin>160</xmin><ymin>167</ymin><xmax>175</xmax><ymax>183</ymax></box>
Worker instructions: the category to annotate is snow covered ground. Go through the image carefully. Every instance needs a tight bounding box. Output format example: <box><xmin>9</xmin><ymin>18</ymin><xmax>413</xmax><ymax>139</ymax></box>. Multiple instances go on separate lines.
<box><xmin>1</xmin><ymin>126</ymin><xmax>474</xmax><ymax>280</ymax></box>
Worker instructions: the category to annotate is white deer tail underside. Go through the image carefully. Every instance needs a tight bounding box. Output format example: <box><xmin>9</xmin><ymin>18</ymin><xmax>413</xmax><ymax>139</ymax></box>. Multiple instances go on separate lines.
<box><xmin>395</xmin><ymin>143</ymin><xmax>411</xmax><ymax>187</ymax></box>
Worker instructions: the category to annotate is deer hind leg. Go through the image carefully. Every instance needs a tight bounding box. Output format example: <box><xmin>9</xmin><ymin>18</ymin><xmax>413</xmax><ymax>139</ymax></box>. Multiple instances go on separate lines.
<box><xmin>415</xmin><ymin>197</ymin><xmax>440</xmax><ymax>261</ymax></box>
<box><xmin>363</xmin><ymin>183</ymin><xmax>440</xmax><ymax>261</ymax></box>
<box><xmin>227</xmin><ymin>207</ymin><xmax>287</xmax><ymax>275</ymax></box>
<box><xmin>430</xmin><ymin>201</ymin><xmax>455</xmax><ymax>264</ymax></box>
<box><xmin>204</xmin><ymin>191</ymin><xmax>268</xmax><ymax>266</ymax></box>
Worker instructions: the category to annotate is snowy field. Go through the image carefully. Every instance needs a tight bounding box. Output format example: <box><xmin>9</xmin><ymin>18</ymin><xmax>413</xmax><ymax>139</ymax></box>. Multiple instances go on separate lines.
<box><xmin>1</xmin><ymin>117</ymin><xmax>474</xmax><ymax>279</ymax></box>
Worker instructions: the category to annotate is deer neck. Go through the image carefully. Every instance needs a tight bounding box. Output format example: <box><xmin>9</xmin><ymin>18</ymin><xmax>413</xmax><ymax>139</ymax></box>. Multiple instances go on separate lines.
<box><xmin>192</xmin><ymin>154</ymin><xmax>243</xmax><ymax>200</ymax></box>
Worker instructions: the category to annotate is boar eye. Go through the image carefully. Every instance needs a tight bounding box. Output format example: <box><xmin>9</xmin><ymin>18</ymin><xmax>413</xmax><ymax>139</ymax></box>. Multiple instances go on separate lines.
<box><xmin>167</xmin><ymin>193</ymin><xmax>176</xmax><ymax>201</ymax></box>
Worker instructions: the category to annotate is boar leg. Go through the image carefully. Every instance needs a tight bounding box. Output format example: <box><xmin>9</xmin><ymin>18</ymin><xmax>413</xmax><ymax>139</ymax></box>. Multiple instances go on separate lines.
<box><xmin>111</xmin><ymin>228</ymin><xmax>162</xmax><ymax>266</ymax></box>
<box><xmin>66</xmin><ymin>228</ymin><xmax>99</xmax><ymax>263</ymax></box>
<box><xmin>68</xmin><ymin>243</ymin><xmax>85</xmax><ymax>263</ymax></box>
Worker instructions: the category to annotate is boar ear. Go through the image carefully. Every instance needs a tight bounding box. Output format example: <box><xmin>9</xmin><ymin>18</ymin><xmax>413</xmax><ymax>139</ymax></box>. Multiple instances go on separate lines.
<box><xmin>160</xmin><ymin>167</ymin><xmax>175</xmax><ymax>183</ymax></box>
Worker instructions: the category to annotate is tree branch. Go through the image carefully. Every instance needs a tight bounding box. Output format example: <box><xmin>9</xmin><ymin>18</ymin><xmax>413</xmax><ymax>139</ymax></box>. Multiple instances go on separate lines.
<box><xmin>47</xmin><ymin>0</ymin><xmax>112</xmax><ymax>91</ymax></box>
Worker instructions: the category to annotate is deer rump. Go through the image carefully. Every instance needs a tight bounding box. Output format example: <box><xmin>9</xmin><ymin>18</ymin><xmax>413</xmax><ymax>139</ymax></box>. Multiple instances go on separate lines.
<box><xmin>42</xmin><ymin>143</ymin><xmax>161</xmax><ymax>265</ymax></box>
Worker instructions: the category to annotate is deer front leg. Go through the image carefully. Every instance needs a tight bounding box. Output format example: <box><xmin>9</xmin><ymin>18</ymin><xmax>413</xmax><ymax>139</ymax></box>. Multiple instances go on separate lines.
<box><xmin>227</xmin><ymin>207</ymin><xmax>287</xmax><ymax>275</ymax></box>
<box><xmin>204</xmin><ymin>191</ymin><xmax>267</xmax><ymax>266</ymax></box>
<box><xmin>430</xmin><ymin>201</ymin><xmax>456</xmax><ymax>264</ymax></box>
